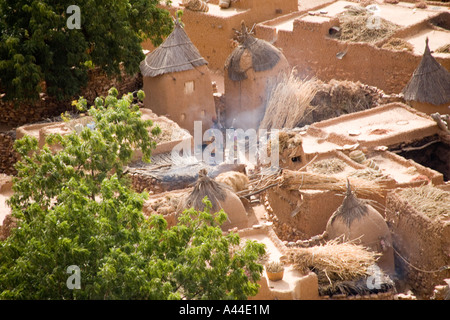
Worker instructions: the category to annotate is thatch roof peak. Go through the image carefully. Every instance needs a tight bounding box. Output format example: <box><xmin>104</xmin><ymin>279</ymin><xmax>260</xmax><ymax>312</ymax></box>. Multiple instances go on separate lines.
<box><xmin>329</xmin><ymin>181</ymin><xmax>369</xmax><ymax>227</ymax></box>
<box><xmin>140</xmin><ymin>21</ymin><xmax>208</xmax><ymax>77</ymax></box>
<box><xmin>402</xmin><ymin>37</ymin><xmax>450</xmax><ymax>105</ymax></box>
<box><xmin>225</xmin><ymin>21</ymin><xmax>284</xmax><ymax>81</ymax></box>
<box><xmin>182</xmin><ymin>169</ymin><xmax>230</xmax><ymax>213</ymax></box>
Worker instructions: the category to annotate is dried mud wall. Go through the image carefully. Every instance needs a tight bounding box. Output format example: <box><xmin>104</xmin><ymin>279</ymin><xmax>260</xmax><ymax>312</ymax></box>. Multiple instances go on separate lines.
<box><xmin>255</xmin><ymin>17</ymin><xmax>450</xmax><ymax>94</ymax></box>
<box><xmin>385</xmin><ymin>192</ymin><xmax>450</xmax><ymax>298</ymax></box>
<box><xmin>264</xmin><ymin>188</ymin><xmax>343</xmax><ymax>240</ymax></box>
<box><xmin>142</xmin><ymin>66</ymin><xmax>216</xmax><ymax>135</ymax></box>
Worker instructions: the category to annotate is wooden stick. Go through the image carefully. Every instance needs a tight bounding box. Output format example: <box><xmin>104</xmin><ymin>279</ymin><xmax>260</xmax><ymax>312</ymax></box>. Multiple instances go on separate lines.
<box><xmin>237</xmin><ymin>182</ymin><xmax>279</xmax><ymax>199</ymax></box>
<box><xmin>391</xmin><ymin>139</ymin><xmax>439</xmax><ymax>153</ymax></box>
<box><xmin>298</xmin><ymin>154</ymin><xmax>318</xmax><ymax>171</ymax></box>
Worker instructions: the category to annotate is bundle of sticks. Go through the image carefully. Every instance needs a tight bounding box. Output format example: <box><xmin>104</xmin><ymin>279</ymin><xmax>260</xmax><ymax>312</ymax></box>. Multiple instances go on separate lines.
<box><xmin>278</xmin><ymin>169</ymin><xmax>388</xmax><ymax>198</ymax></box>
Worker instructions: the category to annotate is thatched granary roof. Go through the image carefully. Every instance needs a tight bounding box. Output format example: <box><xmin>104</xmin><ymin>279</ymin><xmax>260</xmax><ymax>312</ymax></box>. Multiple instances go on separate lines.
<box><xmin>140</xmin><ymin>21</ymin><xmax>208</xmax><ymax>77</ymax></box>
<box><xmin>402</xmin><ymin>38</ymin><xmax>450</xmax><ymax>106</ymax></box>
<box><xmin>182</xmin><ymin>169</ymin><xmax>229</xmax><ymax>213</ymax></box>
<box><xmin>225</xmin><ymin>22</ymin><xmax>283</xmax><ymax>81</ymax></box>
<box><xmin>328</xmin><ymin>180</ymin><xmax>369</xmax><ymax>227</ymax></box>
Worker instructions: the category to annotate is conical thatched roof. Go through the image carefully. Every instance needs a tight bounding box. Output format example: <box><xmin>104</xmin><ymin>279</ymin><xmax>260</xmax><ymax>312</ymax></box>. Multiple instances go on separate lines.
<box><xmin>140</xmin><ymin>21</ymin><xmax>208</xmax><ymax>77</ymax></box>
<box><xmin>328</xmin><ymin>181</ymin><xmax>369</xmax><ymax>227</ymax></box>
<box><xmin>182</xmin><ymin>169</ymin><xmax>229</xmax><ymax>213</ymax></box>
<box><xmin>402</xmin><ymin>38</ymin><xmax>450</xmax><ymax>105</ymax></box>
<box><xmin>225</xmin><ymin>21</ymin><xmax>283</xmax><ymax>81</ymax></box>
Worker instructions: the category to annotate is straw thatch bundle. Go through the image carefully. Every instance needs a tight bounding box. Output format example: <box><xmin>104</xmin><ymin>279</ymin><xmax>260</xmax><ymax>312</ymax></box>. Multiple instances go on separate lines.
<box><xmin>225</xmin><ymin>21</ymin><xmax>283</xmax><ymax>81</ymax></box>
<box><xmin>309</xmin><ymin>158</ymin><xmax>347</xmax><ymax>175</ymax></box>
<box><xmin>348</xmin><ymin>150</ymin><xmax>366</xmax><ymax>163</ymax></box>
<box><xmin>259</xmin><ymin>70</ymin><xmax>318</xmax><ymax>130</ymax></box>
<box><xmin>397</xmin><ymin>185</ymin><xmax>450</xmax><ymax>219</ymax></box>
<box><xmin>264</xmin><ymin>130</ymin><xmax>303</xmax><ymax>158</ymax></box>
<box><xmin>325</xmin><ymin>182</ymin><xmax>395</xmax><ymax>275</ymax></box>
<box><xmin>288</xmin><ymin>239</ymin><xmax>380</xmax><ymax>284</ymax></box>
<box><xmin>182</xmin><ymin>0</ymin><xmax>209</xmax><ymax>12</ymax></box>
<box><xmin>348</xmin><ymin>168</ymin><xmax>390</xmax><ymax>182</ymax></box>
<box><xmin>215</xmin><ymin>171</ymin><xmax>250</xmax><ymax>193</ymax></box>
<box><xmin>436</xmin><ymin>44</ymin><xmax>450</xmax><ymax>54</ymax></box>
<box><xmin>140</xmin><ymin>21</ymin><xmax>208</xmax><ymax>77</ymax></box>
<box><xmin>276</xmin><ymin>131</ymin><xmax>303</xmax><ymax>153</ymax></box>
<box><xmin>145</xmin><ymin>191</ymin><xmax>188</xmax><ymax>216</ymax></box>
<box><xmin>150</xmin><ymin>118</ymin><xmax>187</xmax><ymax>144</ymax></box>
<box><xmin>296</xmin><ymin>79</ymin><xmax>383</xmax><ymax>127</ymax></box>
<box><xmin>180</xmin><ymin>169</ymin><xmax>248</xmax><ymax>230</ymax></box>
<box><xmin>181</xmin><ymin>169</ymin><xmax>229</xmax><ymax>213</ymax></box>
<box><xmin>381</xmin><ymin>38</ymin><xmax>414</xmax><ymax>52</ymax></box>
<box><xmin>402</xmin><ymin>38</ymin><xmax>450</xmax><ymax>106</ymax></box>
<box><xmin>278</xmin><ymin>169</ymin><xmax>387</xmax><ymax>198</ymax></box>
<box><xmin>338</xmin><ymin>6</ymin><xmax>400</xmax><ymax>43</ymax></box>
<box><xmin>327</xmin><ymin>181</ymin><xmax>374</xmax><ymax>228</ymax></box>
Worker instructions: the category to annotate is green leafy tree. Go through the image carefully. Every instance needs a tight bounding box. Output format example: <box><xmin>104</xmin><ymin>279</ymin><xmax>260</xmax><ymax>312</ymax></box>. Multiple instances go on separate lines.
<box><xmin>0</xmin><ymin>0</ymin><xmax>173</xmax><ymax>101</ymax></box>
<box><xmin>0</xmin><ymin>89</ymin><xmax>265</xmax><ymax>299</ymax></box>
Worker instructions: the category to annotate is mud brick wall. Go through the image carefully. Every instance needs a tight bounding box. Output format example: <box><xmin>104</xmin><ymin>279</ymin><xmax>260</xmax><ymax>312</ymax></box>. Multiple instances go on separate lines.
<box><xmin>264</xmin><ymin>188</ymin><xmax>343</xmax><ymax>240</ymax></box>
<box><xmin>0</xmin><ymin>67</ymin><xmax>142</xmax><ymax>127</ymax></box>
<box><xmin>129</xmin><ymin>172</ymin><xmax>167</xmax><ymax>195</ymax></box>
<box><xmin>385</xmin><ymin>192</ymin><xmax>450</xmax><ymax>298</ymax></box>
<box><xmin>143</xmin><ymin>0</ymin><xmax>298</xmax><ymax>71</ymax></box>
<box><xmin>255</xmin><ymin>14</ymin><xmax>450</xmax><ymax>95</ymax></box>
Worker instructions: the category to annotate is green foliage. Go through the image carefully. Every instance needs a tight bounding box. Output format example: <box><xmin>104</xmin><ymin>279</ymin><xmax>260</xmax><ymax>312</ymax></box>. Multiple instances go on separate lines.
<box><xmin>0</xmin><ymin>0</ymin><xmax>173</xmax><ymax>101</ymax></box>
<box><xmin>8</xmin><ymin>88</ymin><xmax>157</xmax><ymax>214</ymax></box>
<box><xmin>0</xmin><ymin>90</ymin><xmax>265</xmax><ymax>299</ymax></box>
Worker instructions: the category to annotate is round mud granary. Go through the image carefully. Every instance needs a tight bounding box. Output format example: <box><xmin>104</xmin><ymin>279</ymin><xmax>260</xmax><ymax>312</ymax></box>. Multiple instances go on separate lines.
<box><xmin>224</xmin><ymin>21</ymin><xmax>290</xmax><ymax>130</ymax></box>
<box><xmin>140</xmin><ymin>20</ymin><xmax>216</xmax><ymax>135</ymax></box>
<box><xmin>180</xmin><ymin>169</ymin><xmax>249</xmax><ymax>231</ymax></box>
<box><xmin>402</xmin><ymin>38</ymin><xmax>450</xmax><ymax>115</ymax></box>
<box><xmin>325</xmin><ymin>181</ymin><xmax>395</xmax><ymax>276</ymax></box>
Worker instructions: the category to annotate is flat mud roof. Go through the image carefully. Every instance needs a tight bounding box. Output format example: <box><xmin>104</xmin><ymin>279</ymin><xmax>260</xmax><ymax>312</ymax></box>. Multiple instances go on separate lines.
<box><xmin>310</xmin><ymin>0</ymin><xmax>442</xmax><ymax>27</ymax></box>
<box><xmin>311</xmin><ymin>103</ymin><xmax>440</xmax><ymax>148</ymax></box>
<box><xmin>170</xmin><ymin>0</ymin><xmax>248</xmax><ymax>17</ymax></box>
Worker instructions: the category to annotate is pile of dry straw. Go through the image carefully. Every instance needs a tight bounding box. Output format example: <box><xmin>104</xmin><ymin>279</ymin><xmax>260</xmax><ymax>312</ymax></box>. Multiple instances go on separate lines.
<box><xmin>398</xmin><ymin>185</ymin><xmax>450</xmax><ymax>219</ymax></box>
<box><xmin>338</xmin><ymin>5</ymin><xmax>400</xmax><ymax>43</ymax></box>
<box><xmin>309</xmin><ymin>158</ymin><xmax>347</xmax><ymax>175</ymax></box>
<box><xmin>259</xmin><ymin>70</ymin><xmax>318</xmax><ymax>130</ymax></box>
<box><xmin>288</xmin><ymin>239</ymin><xmax>380</xmax><ymax>284</ymax></box>
<box><xmin>381</xmin><ymin>38</ymin><xmax>414</xmax><ymax>52</ymax></box>
<box><xmin>279</xmin><ymin>169</ymin><xmax>388</xmax><ymax>198</ymax></box>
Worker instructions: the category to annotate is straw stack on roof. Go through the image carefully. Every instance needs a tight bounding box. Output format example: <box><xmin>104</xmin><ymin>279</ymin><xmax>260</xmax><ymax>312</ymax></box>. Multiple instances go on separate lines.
<box><xmin>181</xmin><ymin>169</ymin><xmax>229</xmax><ymax>213</ymax></box>
<box><xmin>225</xmin><ymin>21</ymin><xmax>283</xmax><ymax>81</ymax></box>
<box><xmin>288</xmin><ymin>239</ymin><xmax>394</xmax><ymax>296</ymax></box>
<box><xmin>338</xmin><ymin>5</ymin><xmax>400</xmax><ymax>43</ymax></box>
<box><xmin>140</xmin><ymin>21</ymin><xmax>208</xmax><ymax>77</ymax></box>
<box><xmin>278</xmin><ymin>169</ymin><xmax>388</xmax><ymax>198</ymax></box>
<box><xmin>288</xmin><ymin>239</ymin><xmax>380</xmax><ymax>284</ymax></box>
<box><xmin>402</xmin><ymin>38</ymin><xmax>450</xmax><ymax>106</ymax></box>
